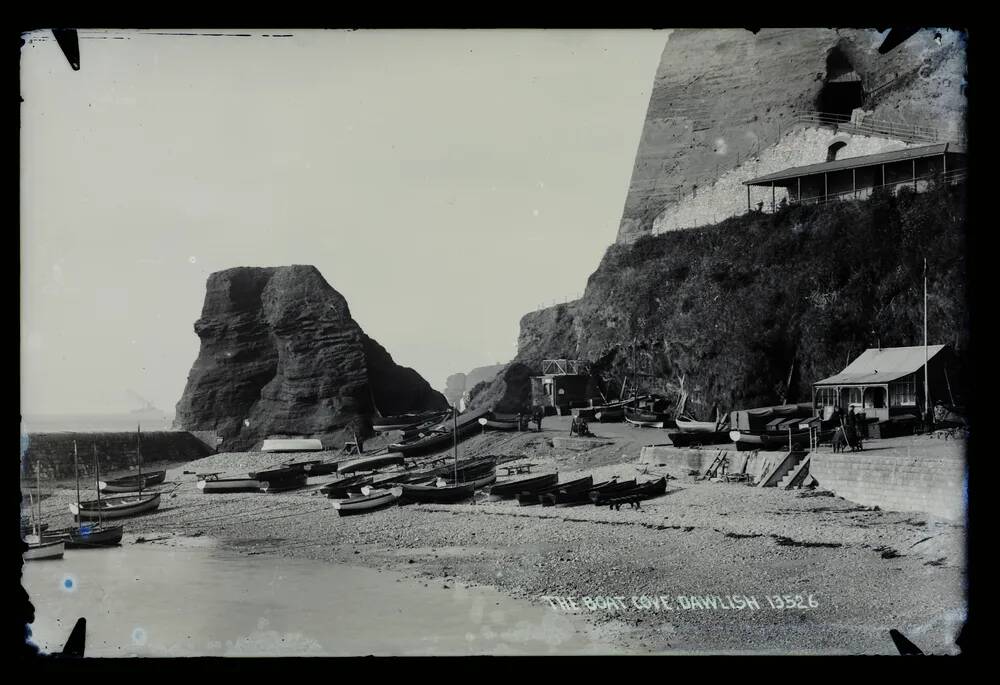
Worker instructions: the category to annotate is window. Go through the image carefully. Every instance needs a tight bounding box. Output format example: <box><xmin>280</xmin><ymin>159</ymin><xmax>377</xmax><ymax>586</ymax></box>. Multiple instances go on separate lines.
<box><xmin>840</xmin><ymin>387</ymin><xmax>862</xmax><ymax>407</ymax></box>
<box><xmin>890</xmin><ymin>375</ymin><xmax>917</xmax><ymax>406</ymax></box>
<box><xmin>815</xmin><ymin>387</ymin><xmax>838</xmax><ymax>407</ymax></box>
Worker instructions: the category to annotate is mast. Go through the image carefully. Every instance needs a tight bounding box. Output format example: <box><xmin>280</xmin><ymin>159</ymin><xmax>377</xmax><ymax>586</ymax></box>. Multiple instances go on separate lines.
<box><xmin>35</xmin><ymin>464</ymin><xmax>41</xmax><ymax>538</ymax></box>
<box><xmin>924</xmin><ymin>259</ymin><xmax>930</xmax><ymax>424</ymax></box>
<box><xmin>452</xmin><ymin>405</ymin><xmax>459</xmax><ymax>483</ymax></box>
<box><xmin>633</xmin><ymin>338</ymin><xmax>638</xmax><ymax>408</ymax></box>
<box><xmin>137</xmin><ymin>423</ymin><xmax>143</xmax><ymax>495</ymax></box>
<box><xmin>94</xmin><ymin>443</ymin><xmax>103</xmax><ymax>525</ymax></box>
<box><xmin>74</xmin><ymin>441</ymin><xmax>81</xmax><ymax>533</ymax></box>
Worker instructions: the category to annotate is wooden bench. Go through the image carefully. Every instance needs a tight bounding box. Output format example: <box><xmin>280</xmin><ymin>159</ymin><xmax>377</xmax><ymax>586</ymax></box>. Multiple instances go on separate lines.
<box><xmin>500</xmin><ymin>463</ymin><xmax>535</xmax><ymax>476</ymax></box>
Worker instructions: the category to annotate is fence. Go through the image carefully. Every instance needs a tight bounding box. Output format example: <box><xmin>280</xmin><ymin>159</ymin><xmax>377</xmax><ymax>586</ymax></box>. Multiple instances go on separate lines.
<box><xmin>755</xmin><ymin>167</ymin><xmax>967</xmax><ymax>213</ymax></box>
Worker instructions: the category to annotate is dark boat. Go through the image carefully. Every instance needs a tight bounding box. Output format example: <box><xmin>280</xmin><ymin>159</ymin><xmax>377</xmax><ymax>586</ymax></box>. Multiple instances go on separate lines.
<box><xmin>436</xmin><ymin>457</ymin><xmax>498</xmax><ymax>483</ymax></box>
<box><xmin>389</xmin><ymin>409</ymin><xmax>490</xmax><ymax>458</ymax></box>
<box><xmin>336</xmin><ymin>453</ymin><xmax>406</xmax><ymax>474</ymax></box>
<box><xmin>542</xmin><ymin>478</ymin><xmax>629</xmax><ymax>507</ymax></box>
<box><xmin>248</xmin><ymin>465</ymin><xmax>307</xmax><ymax>481</ymax></box>
<box><xmin>394</xmin><ymin>481</ymin><xmax>477</xmax><ymax>504</ymax></box>
<box><xmin>592</xmin><ymin>477</ymin><xmax>667</xmax><ymax>505</ymax></box>
<box><xmin>304</xmin><ymin>461</ymin><xmax>340</xmax><ymax>476</ymax></box>
<box><xmin>99</xmin><ymin>470</ymin><xmax>167</xmax><ymax>493</ymax></box>
<box><xmin>321</xmin><ymin>475</ymin><xmax>370</xmax><ymax>499</ymax></box>
<box><xmin>372</xmin><ymin>410</ymin><xmax>452</xmax><ymax>432</ymax></box>
<box><xmin>42</xmin><ymin>524</ymin><xmax>124</xmax><ymax>548</ymax></box>
<box><xmin>667</xmin><ymin>431</ymin><xmax>732</xmax><ymax>447</ymax></box>
<box><xmin>594</xmin><ymin>406</ymin><xmax>625</xmax><ymax>422</ymax></box>
<box><xmin>259</xmin><ymin>473</ymin><xmax>308</xmax><ymax>493</ymax></box>
<box><xmin>521</xmin><ymin>475</ymin><xmax>593</xmax><ymax>506</ymax></box>
<box><xmin>487</xmin><ymin>472</ymin><xmax>559</xmax><ymax>501</ymax></box>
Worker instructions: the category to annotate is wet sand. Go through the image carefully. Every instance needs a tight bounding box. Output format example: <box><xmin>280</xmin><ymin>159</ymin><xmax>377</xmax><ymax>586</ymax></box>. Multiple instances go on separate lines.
<box><xmin>23</xmin><ymin>417</ymin><xmax>966</xmax><ymax>655</ymax></box>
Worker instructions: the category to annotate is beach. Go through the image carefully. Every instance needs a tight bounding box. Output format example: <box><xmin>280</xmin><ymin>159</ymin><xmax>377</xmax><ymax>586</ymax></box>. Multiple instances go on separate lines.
<box><xmin>22</xmin><ymin>416</ymin><xmax>966</xmax><ymax>655</ymax></box>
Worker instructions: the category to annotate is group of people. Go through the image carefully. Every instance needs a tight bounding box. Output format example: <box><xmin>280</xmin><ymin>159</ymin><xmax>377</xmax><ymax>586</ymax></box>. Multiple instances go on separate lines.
<box><xmin>832</xmin><ymin>406</ymin><xmax>863</xmax><ymax>452</ymax></box>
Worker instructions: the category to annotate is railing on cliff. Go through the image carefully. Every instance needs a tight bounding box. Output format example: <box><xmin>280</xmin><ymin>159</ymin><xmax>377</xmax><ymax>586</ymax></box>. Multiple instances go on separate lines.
<box><xmin>787</xmin><ymin>111</ymin><xmax>965</xmax><ymax>146</ymax></box>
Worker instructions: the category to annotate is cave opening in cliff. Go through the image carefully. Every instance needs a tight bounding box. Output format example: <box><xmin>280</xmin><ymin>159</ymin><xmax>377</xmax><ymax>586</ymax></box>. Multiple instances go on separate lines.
<box><xmin>816</xmin><ymin>45</ymin><xmax>865</xmax><ymax>121</ymax></box>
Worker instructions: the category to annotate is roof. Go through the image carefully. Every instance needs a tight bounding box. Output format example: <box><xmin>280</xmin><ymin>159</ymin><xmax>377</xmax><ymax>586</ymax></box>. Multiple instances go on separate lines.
<box><xmin>813</xmin><ymin>345</ymin><xmax>947</xmax><ymax>386</ymax></box>
<box><xmin>744</xmin><ymin>143</ymin><xmax>965</xmax><ymax>186</ymax></box>
<box><xmin>261</xmin><ymin>438</ymin><xmax>324</xmax><ymax>452</ymax></box>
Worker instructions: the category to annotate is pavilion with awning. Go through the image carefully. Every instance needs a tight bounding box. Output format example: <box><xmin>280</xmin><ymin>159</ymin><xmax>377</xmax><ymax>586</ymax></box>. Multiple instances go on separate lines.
<box><xmin>743</xmin><ymin>142</ymin><xmax>966</xmax><ymax>212</ymax></box>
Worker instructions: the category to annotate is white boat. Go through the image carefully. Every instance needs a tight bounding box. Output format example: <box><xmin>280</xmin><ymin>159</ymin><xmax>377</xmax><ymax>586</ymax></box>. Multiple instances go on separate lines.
<box><xmin>261</xmin><ymin>438</ymin><xmax>324</xmax><ymax>453</ymax></box>
<box><xmin>676</xmin><ymin>416</ymin><xmax>722</xmax><ymax>433</ymax></box>
<box><xmin>24</xmin><ymin>540</ymin><xmax>65</xmax><ymax>561</ymax></box>
<box><xmin>197</xmin><ymin>475</ymin><xmax>262</xmax><ymax>493</ymax></box>
<box><xmin>332</xmin><ymin>489</ymin><xmax>398</xmax><ymax>516</ymax></box>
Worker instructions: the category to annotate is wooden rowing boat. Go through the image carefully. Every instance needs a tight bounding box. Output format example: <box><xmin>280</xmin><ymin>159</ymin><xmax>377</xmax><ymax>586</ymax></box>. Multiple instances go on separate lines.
<box><xmin>594</xmin><ymin>406</ymin><xmax>624</xmax><ymax>422</ymax></box>
<box><xmin>545</xmin><ymin>479</ymin><xmax>637</xmax><ymax>507</ymax></box>
<box><xmin>70</xmin><ymin>492</ymin><xmax>161</xmax><ymax>521</ymax></box>
<box><xmin>197</xmin><ymin>476</ymin><xmax>263</xmax><ymax>493</ymax></box>
<box><xmin>336</xmin><ymin>453</ymin><xmax>406</xmax><ymax>474</ymax></box>
<box><xmin>519</xmin><ymin>475</ymin><xmax>593</xmax><ymax>506</ymax></box>
<box><xmin>393</xmin><ymin>481</ymin><xmax>476</xmax><ymax>504</ymax></box>
<box><xmin>675</xmin><ymin>416</ymin><xmax>722</xmax><ymax>433</ymax></box>
<box><xmin>389</xmin><ymin>409</ymin><xmax>490</xmax><ymax>457</ymax></box>
<box><xmin>320</xmin><ymin>475</ymin><xmax>369</xmax><ymax>499</ymax></box>
<box><xmin>24</xmin><ymin>540</ymin><xmax>65</xmax><ymax>561</ymax></box>
<box><xmin>591</xmin><ymin>477</ymin><xmax>667</xmax><ymax>505</ymax></box>
<box><xmin>259</xmin><ymin>473</ymin><xmax>308</xmax><ymax>493</ymax></box>
<box><xmin>487</xmin><ymin>472</ymin><xmax>558</xmax><ymax>501</ymax></box>
<box><xmin>624</xmin><ymin>406</ymin><xmax>672</xmax><ymax>428</ymax></box>
<box><xmin>332</xmin><ymin>489</ymin><xmax>399</xmax><ymax>516</ymax></box>
<box><xmin>372</xmin><ymin>410</ymin><xmax>451</xmax><ymax>432</ymax></box>
<box><xmin>729</xmin><ymin>431</ymin><xmax>766</xmax><ymax>452</ymax></box>
<box><xmin>42</xmin><ymin>524</ymin><xmax>124</xmax><ymax>548</ymax></box>
<box><xmin>304</xmin><ymin>461</ymin><xmax>340</xmax><ymax>476</ymax></box>
<box><xmin>99</xmin><ymin>469</ymin><xmax>167</xmax><ymax>493</ymax></box>
<box><xmin>248</xmin><ymin>465</ymin><xmax>307</xmax><ymax>481</ymax></box>
<box><xmin>435</xmin><ymin>470</ymin><xmax>497</xmax><ymax>491</ymax></box>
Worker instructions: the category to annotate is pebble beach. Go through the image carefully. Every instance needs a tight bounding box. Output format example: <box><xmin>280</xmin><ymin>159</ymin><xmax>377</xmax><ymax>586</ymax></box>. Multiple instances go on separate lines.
<box><xmin>25</xmin><ymin>417</ymin><xmax>966</xmax><ymax>655</ymax></box>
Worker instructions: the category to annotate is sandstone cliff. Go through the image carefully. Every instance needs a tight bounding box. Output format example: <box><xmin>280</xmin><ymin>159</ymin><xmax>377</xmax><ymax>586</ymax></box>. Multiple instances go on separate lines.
<box><xmin>174</xmin><ymin>266</ymin><xmax>447</xmax><ymax>450</ymax></box>
<box><xmin>474</xmin><ymin>186</ymin><xmax>968</xmax><ymax>418</ymax></box>
<box><xmin>618</xmin><ymin>28</ymin><xmax>967</xmax><ymax>243</ymax></box>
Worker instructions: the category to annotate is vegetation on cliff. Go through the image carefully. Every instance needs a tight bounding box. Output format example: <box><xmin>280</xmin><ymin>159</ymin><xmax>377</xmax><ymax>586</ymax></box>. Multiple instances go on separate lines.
<box><xmin>477</xmin><ymin>183</ymin><xmax>967</xmax><ymax>419</ymax></box>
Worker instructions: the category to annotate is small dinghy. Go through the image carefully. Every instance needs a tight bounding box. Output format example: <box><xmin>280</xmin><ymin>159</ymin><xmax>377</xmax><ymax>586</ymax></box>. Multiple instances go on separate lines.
<box><xmin>197</xmin><ymin>475</ymin><xmax>263</xmax><ymax>494</ymax></box>
<box><xmin>336</xmin><ymin>453</ymin><xmax>406</xmax><ymax>475</ymax></box>
<box><xmin>517</xmin><ymin>475</ymin><xmax>593</xmax><ymax>506</ymax></box>
<box><xmin>99</xmin><ymin>470</ymin><xmax>167</xmax><ymax>493</ymax></box>
<box><xmin>24</xmin><ymin>540</ymin><xmax>65</xmax><ymax>561</ymax></box>
<box><xmin>395</xmin><ymin>481</ymin><xmax>477</xmax><ymax>504</ymax></box>
<box><xmin>332</xmin><ymin>489</ymin><xmax>399</xmax><ymax>516</ymax></box>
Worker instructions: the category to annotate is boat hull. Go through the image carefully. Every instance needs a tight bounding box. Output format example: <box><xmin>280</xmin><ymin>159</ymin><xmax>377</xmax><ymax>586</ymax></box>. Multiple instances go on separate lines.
<box><xmin>99</xmin><ymin>470</ymin><xmax>167</xmax><ymax>493</ymax></box>
<box><xmin>197</xmin><ymin>478</ymin><xmax>263</xmax><ymax>493</ymax></box>
<box><xmin>333</xmin><ymin>490</ymin><xmax>399</xmax><ymax>516</ymax></box>
<box><xmin>396</xmin><ymin>482</ymin><xmax>476</xmax><ymax>504</ymax></box>
<box><xmin>667</xmin><ymin>431</ymin><xmax>732</xmax><ymax>447</ymax></box>
<box><xmin>24</xmin><ymin>541</ymin><xmax>65</xmax><ymax>560</ymax></box>
<box><xmin>43</xmin><ymin>525</ymin><xmax>124</xmax><ymax>548</ymax></box>
<box><xmin>522</xmin><ymin>476</ymin><xmax>593</xmax><ymax>506</ymax></box>
<box><xmin>592</xmin><ymin>477</ymin><xmax>667</xmax><ymax>505</ymax></box>
<box><xmin>488</xmin><ymin>472</ymin><xmax>559</xmax><ymax>501</ymax></box>
<box><xmin>336</xmin><ymin>454</ymin><xmax>406</xmax><ymax>475</ymax></box>
<box><xmin>260</xmin><ymin>474</ymin><xmax>308</xmax><ymax>493</ymax></box>
<box><xmin>71</xmin><ymin>493</ymin><xmax>162</xmax><ymax>521</ymax></box>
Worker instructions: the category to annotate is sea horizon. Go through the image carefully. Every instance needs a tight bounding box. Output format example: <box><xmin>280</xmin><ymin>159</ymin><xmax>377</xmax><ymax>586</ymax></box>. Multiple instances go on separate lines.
<box><xmin>21</xmin><ymin>411</ymin><xmax>177</xmax><ymax>434</ymax></box>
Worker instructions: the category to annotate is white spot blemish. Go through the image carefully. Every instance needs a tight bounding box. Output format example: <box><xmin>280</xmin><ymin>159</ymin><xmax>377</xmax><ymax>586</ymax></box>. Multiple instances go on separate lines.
<box><xmin>189</xmin><ymin>256</ymin><xmax>197</xmax><ymax>264</ymax></box>
<box><xmin>532</xmin><ymin>209</ymin><xmax>539</xmax><ymax>217</ymax></box>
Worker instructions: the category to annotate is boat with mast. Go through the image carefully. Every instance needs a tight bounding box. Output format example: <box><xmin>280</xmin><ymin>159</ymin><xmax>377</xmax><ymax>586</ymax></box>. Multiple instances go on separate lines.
<box><xmin>23</xmin><ymin>465</ymin><xmax>65</xmax><ymax>561</ymax></box>
<box><xmin>44</xmin><ymin>441</ymin><xmax>124</xmax><ymax>548</ymax></box>
<box><xmin>70</xmin><ymin>437</ymin><xmax>161</xmax><ymax>521</ymax></box>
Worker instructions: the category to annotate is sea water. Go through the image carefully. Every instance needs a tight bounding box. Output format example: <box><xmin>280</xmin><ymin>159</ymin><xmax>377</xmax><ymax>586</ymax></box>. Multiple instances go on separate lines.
<box><xmin>21</xmin><ymin>538</ymin><xmax>623</xmax><ymax>656</ymax></box>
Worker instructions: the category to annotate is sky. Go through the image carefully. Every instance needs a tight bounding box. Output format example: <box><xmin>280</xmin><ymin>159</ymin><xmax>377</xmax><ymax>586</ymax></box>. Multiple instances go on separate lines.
<box><xmin>20</xmin><ymin>29</ymin><xmax>669</xmax><ymax>416</ymax></box>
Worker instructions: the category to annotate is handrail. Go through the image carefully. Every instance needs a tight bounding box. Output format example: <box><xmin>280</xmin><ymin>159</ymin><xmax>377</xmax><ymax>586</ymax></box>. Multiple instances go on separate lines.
<box><xmin>788</xmin><ymin>111</ymin><xmax>964</xmax><ymax>146</ymax></box>
<box><xmin>769</xmin><ymin>168</ymin><xmax>967</xmax><ymax>210</ymax></box>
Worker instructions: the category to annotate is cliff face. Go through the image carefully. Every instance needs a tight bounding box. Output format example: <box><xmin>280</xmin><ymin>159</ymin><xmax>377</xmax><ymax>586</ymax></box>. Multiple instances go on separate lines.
<box><xmin>174</xmin><ymin>266</ymin><xmax>447</xmax><ymax>449</ymax></box>
<box><xmin>483</xmin><ymin>187</ymin><xmax>968</xmax><ymax>419</ymax></box>
<box><xmin>618</xmin><ymin>28</ymin><xmax>967</xmax><ymax>243</ymax></box>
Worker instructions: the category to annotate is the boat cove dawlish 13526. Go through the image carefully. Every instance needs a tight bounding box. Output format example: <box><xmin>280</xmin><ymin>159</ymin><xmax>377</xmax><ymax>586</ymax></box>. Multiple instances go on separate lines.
<box><xmin>20</xmin><ymin>28</ymin><xmax>970</xmax><ymax>657</ymax></box>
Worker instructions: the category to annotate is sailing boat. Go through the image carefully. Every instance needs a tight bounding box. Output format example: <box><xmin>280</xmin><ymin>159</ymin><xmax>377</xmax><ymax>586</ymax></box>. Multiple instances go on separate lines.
<box><xmin>23</xmin><ymin>465</ymin><xmax>65</xmax><ymax>561</ymax></box>
<box><xmin>69</xmin><ymin>438</ymin><xmax>161</xmax><ymax>522</ymax></box>
<box><xmin>45</xmin><ymin>442</ymin><xmax>124</xmax><ymax>548</ymax></box>
<box><xmin>99</xmin><ymin>426</ymin><xmax>166</xmax><ymax>492</ymax></box>
<box><xmin>392</xmin><ymin>405</ymin><xmax>496</xmax><ymax>503</ymax></box>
